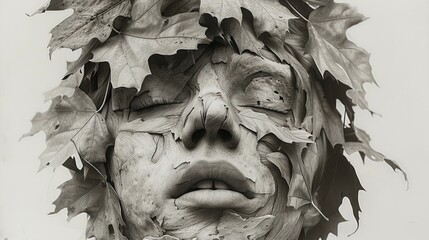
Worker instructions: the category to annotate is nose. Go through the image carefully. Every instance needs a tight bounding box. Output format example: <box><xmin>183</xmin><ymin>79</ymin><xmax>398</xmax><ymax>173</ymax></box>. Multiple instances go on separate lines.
<box><xmin>180</xmin><ymin>71</ymin><xmax>240</xmax><ymax>149</ymax></box>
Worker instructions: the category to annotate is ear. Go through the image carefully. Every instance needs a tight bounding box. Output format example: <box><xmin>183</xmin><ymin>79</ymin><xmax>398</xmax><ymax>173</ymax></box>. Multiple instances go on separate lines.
<box><xmin>302</xmin><ymin>204</ymin><xmax>322</xmax><ymax>229</ymax></box>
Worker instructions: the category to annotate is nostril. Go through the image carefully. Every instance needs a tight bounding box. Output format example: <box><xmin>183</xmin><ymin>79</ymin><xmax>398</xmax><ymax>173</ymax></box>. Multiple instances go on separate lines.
<box><xmin>191</xmin><ymin>129</ymin><xmax>206</xmax><ymax>144</ymax></box>
<box><xmin>217</xmin><ymin>129</ymin><xmax>232</xmax><ymax>142</ymax></box>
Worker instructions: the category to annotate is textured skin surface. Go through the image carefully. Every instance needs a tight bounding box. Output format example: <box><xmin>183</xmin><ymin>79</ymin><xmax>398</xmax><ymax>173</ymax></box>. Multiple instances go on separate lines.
<box><xmin>107</xmin><ymin>51</ymin><xmax>318</xmax><ymax>239</ymax></box>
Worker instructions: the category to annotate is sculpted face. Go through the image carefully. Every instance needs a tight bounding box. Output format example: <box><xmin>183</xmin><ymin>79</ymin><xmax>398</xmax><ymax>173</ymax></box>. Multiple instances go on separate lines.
<box><xmin>28</xmin><ymin>0</ymin><xmax>404</xmax><ymax>239</ymax></box>
<box><xmin>108</xmin><ymin>48</ymin><xmax>322</xmax><ymax>239</ymax></box>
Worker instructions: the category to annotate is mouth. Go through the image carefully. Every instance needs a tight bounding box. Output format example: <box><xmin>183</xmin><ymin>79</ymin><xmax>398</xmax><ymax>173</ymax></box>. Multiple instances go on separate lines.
<box><xmin>170</xmin><ymin>161</ymin><xmax>257</xmax><ymax>209</ymax></box>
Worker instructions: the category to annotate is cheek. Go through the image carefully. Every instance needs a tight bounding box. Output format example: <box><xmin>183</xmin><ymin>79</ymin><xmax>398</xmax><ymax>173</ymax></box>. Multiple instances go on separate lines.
<box><xmin>111</xmin><ymin>132</ymin><xmax>160</xmax><ymax>215</ymax></box>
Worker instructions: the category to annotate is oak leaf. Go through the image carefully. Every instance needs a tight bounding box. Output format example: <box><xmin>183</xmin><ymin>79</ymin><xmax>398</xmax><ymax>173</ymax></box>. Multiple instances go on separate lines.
<box><xmin>91</xmin><ymin>0</ymin><xmax>210</xmax><ymax>91</ymax></box>
<box><xmin>25</xmin><ymin>89</ymin><xmax>112</xmax><ymax>170</ymax></box>
<box><xmin>306</xmin><ymin>1</ymin><xmax>376</xmax><ymax>110</ymax></box>
<box><xmin>34</xmin><ymin>0</ymin><xmax>132</xmax><ymax>56</ymax></box>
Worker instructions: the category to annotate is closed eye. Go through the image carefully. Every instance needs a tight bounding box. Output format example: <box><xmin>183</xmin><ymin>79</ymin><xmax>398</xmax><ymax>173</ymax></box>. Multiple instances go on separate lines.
<box><xmin>130</xmin><ymin>96</ymin><xmax>181</xmax><ymax>110</ymax></box>
<box><xmin>238</xmin><ymin>104</ymin><xmax>290</xmax><ymax>115</ymax></box>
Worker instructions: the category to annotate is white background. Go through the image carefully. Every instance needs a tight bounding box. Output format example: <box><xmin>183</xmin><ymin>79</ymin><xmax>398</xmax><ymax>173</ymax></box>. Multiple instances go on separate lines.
<box><xmin>1</xmin><ymin>0</ymin><xmax>428</xmax><ymax>239</ymax></box>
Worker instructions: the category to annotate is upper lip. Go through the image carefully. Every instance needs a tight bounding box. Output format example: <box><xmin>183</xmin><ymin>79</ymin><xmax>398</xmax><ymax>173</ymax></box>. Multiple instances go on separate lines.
<box><xmin>169</xmin><ymin>160</ymin><xmax>255</xmax><ymax>199</ymax></box>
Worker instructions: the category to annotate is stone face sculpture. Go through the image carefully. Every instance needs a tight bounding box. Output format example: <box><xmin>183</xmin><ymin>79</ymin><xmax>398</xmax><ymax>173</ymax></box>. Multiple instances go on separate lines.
<box><xmin>109</xmin><ymin>50</ymin><xmax>315</xmax><ymax>239</ymax></box>
<box><xmin>27</xmin><ymin>0</ymin><xmax>406</xmax><ymax>240</ymax></box>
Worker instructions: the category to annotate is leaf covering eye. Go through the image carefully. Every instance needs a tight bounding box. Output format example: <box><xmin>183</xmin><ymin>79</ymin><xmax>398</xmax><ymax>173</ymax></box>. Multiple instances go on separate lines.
<box><xmin>130</xmin><ymin>96</ymin><xmax>180</xmax><ymax>110</ymax></box>
<box><xmin>242</xmin><ymin>76</ymin><xmax>294</xmax><ymax>113</ymax></box>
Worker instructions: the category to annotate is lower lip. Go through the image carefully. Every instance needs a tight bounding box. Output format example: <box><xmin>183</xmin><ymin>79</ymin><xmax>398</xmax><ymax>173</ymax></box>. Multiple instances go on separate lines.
<box><xmin>175</xmin><ymin>189</ymin><xmax>252</xmax><ymax>209</ymax></box>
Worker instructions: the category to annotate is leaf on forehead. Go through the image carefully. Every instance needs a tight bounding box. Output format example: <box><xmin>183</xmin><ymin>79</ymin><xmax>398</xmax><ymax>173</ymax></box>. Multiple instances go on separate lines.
<box><xmin>33</xmin><ymin>0</ymin><xmax>132</xmax><ymax>56</ymax></box>
<box><xmin>200</xmin><ymin>0</ymin><xmax>296</xmax><ymax>40</ymax></box>
<box><xmin>306</xmin><ymin>1</ymin><xmax>376</xmax><ymax>110</ymax></box>
<box><xmin>91</xmin><ymin>0</ymin><xmax>210</xmax><ymax>91</ymax></box>
<box><xmin>210</xmin><ymin>211</ymin><xmax>275</xmax><ymax>239</ymax></box>
<box><xmin>222</xmin><ymin>17</ymin><xmax>264</xmax><ymax>56</ymax></box>
<box><xmin>305</xmin><ymin>156</ymin><xmax>364</xmax><ymax>240</ymax></box>
<box><xmin>24</xmin><ymin>89</ymin><xmax>112</xmax><ymax>170</ymax></box>
<box><xmin>238</xmin><ymin>109</ymin><xmax>313</xmax><ymax>144</ymax></box>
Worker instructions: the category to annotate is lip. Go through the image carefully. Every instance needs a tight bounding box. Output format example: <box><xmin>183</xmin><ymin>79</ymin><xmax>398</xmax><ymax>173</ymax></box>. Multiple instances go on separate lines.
<box><xmin>170</xmin><ymin>160</ymin><xmax>258</xmax><ymax>209</ymax></box>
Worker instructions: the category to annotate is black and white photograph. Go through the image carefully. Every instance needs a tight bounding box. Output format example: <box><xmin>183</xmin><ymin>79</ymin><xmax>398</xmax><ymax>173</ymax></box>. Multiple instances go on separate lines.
<box><xmin>1</xmin><ymin>0</ymin><xmax>428</xmax><ymax>239</ymax></box>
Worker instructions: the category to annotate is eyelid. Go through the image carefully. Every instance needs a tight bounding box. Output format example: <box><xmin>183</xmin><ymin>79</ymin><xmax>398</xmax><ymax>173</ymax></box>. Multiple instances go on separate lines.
<box><xmin>130</xmin><ymin>97</ymin><xmax>180</xmax><ymax>110</ymax></box>
<box><xmin>238</xmin><ymin>104</ymin><xmax>290</xmax><ymax>114</ymax></box>
<box><xmin>242</xmin><ymin>71</ymin><xmax>272</xmax><ymax>90</ymax></box>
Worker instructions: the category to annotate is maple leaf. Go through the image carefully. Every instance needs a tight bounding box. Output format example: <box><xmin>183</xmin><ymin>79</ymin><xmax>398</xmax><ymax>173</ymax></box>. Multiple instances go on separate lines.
<box><xmin>265</xmin><ymin>152</ymin><xmax>292</xmax><ymax>185</ymax></box>
<box><xmin>64</xmin><ymin>39</ymin><xmax>101</xmax><ymax>79</ymax></box>
<box><xmin>238</xmin><ymin>109</ymin><xmax>313</xmax><ymax>144</ymax></box>
<box><xmin>281</xmin><ymin>143</ymin><xmax>312</xmax><ymax>209</ymax></box>
<box><xmin>44</xmin><ymin>71</ymin><xmax>83</xmax><ymax>102</ymax></box>
<box><xmin>306</xmin><ymin>155</ymin><xmax>364</xmax><ymax>240</ymax></box>
<box><xmin>262</xmin><ymin>35</ymin><xmax>310</xmax><ymax>91</ymax></box>
<box><xmin>306</xmin><ymin>1</ymin><xmax>376</xmax><ymax>110</ymax></box>
<box><xmin>33</xmin><ymin>0</ymin><xmax>132</xmax><ymax>56</ymax></box>
<box><xmin>24</xmin><ymin>89</ymin><xmax>112</xmax><ymax>170</ymax></box>
<box><xmin>52</xmin><ymin>164</ymin><xmax>127</xmax><ymax>240</ymax></box>
<box><xmin>280</xmin><ymin>137</ymin><xmax>329</xmax><ymax>222</ymax></box>
<box><xmin>91</xmin><ymin>0</ymin><xmax>210</xmax><ymax>91</ymax></box>
<box><xmin>306</xmin><ymin>76</ymin><xmax>345</xmax><ymax>146</ymax></box>
<box><xmin>200</xmin><ymin>0</ymin><xmax>296</xmax><ymax>39</ymax></box>
<box><xmin>344</xmin><ymin>126</ymin><xmax>408</xmax><ymax>182</ymax></box>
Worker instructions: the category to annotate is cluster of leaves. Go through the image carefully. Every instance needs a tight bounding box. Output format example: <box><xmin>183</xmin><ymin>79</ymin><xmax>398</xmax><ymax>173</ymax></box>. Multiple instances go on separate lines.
<box><xmin>27</xmin><ymin>0</ymin><xmax>407</xmax><ymax>239</ymax></box>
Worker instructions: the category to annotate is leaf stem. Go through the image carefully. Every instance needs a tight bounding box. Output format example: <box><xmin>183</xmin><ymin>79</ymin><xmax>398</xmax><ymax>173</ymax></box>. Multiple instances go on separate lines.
<box><xmin>80</xmin><ymin>156</ymin><xmax>107</xmax><ymax>180</ymax></box>
<box><xmin>96</xmin><ymin>82</ymin><xmax>111</xmax><ymax>113</ymax></box>
<box><xmin>284</xmin><ymin>0</ymin><xmax>309</xmax><ymax>22</ymax></box>
<box><xmin>108</xmin><ymin>183</ymin><xmax>121</xmax><ymax>199</ymax></box>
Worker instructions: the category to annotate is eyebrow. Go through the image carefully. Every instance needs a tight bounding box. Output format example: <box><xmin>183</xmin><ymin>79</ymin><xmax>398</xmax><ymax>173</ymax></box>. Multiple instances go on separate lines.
<box><xmin>226</xmin><ymin>53</ymin><xmax>294</xmax><ymax>92</ymax></box>
<box><xmin>232</xmin><ymin>53</ymin><xmax>292</xmax><ymax>77</ymax></box>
